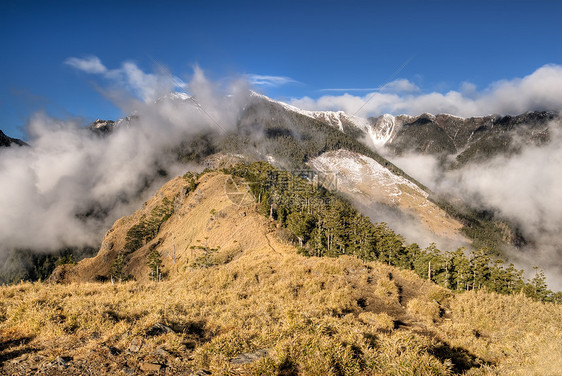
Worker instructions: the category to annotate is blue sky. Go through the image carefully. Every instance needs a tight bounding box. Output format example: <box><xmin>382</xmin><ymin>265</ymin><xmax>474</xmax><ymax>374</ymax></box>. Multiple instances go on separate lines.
<box><xmin>2</xmin><ymin>0</ymin><xmax>562</xmax><ymax>139</ymax></box>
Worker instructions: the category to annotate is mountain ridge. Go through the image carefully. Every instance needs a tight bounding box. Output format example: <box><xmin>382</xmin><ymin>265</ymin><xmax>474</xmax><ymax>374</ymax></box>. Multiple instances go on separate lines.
<box><xmin>3</xmin><ymin>92</ymin><xmax>540</xmax><ymax>283</ymax></box>
<box><xmin>258</xmin><ymin>95</ymin><xmax>559</xmax><ymax>168</ymax></box>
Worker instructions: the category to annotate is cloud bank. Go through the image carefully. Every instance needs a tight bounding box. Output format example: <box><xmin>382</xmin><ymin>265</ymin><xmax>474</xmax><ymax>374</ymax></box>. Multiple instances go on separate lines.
<box><xmin>386</xmin><ymin>119</ymin><xmax>562</xmax><ymax>289</ymax></box>
<box><xmin>291</xmin><ymin>64</ymin><xmax>562</xmax><ymax>117</ymax></box>
<box><xmin>446</xmin><ymin>124</ymin><xmax>562</xmax><ymax>288</ymax></box>
<box><xmin>0</xmin><ymin>59</ymin><xmax>250</xmax><ymax>265</ymax></box>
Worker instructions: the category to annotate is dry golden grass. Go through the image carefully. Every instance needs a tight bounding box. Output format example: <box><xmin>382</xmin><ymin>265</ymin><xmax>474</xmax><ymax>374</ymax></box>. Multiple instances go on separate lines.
<box><xmin>1</xmin><ymin>171</ymin><xmax>561</xmax><ymax>375</ymax></box>
<box><xmin>1</xmin><ymin>249</ymin><xmax>454</xmax><ymax>375</ymax></box>
<box><xmin>3</xmin><ymin>246</ymin><xmax>560</xmax><ymax>375</ymax></box>
<box><xmin>406</xmin><ymin>298</ymin><xmax>441</xmax><ymax>325</ymax></box>
<box><xmin>440</xmin><ymin>290</ymin><xmax>562</xmax><ymax>375</ymax></box>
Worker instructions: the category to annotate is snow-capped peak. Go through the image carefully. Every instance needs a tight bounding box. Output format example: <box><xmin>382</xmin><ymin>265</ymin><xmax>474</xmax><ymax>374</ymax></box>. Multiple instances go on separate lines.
<box><xmin>250</xmin><ymin>91</ymin><xmax>371</xmax><ymax>133</ymax></box>
<box><xmin>91</xmin><ymin>119</ymin><xmax>114</xmax><ymax>129</ymax></box>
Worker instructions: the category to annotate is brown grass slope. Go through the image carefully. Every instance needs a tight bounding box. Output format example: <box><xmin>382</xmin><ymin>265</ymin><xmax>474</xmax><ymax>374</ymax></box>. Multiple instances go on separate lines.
<box><xmin>1</xmin><ymin>172</ymin><xmax>561</xmax><ymax>375</ymax></box>
<box><xmin>55</xmin><ymin>172</ymin><xmax>295</xmax><ymax>283</ymax></box>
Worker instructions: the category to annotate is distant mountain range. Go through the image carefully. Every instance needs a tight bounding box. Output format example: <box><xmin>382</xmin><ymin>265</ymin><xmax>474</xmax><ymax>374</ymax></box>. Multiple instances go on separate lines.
<box><xmin>252</xmin><ymin>92</ymin><xmax>558</xmax><ymax>169</ymax></box>
<box><xmin>84</xmin><ymin>92</ymin><xmax>559</xmax><ymax>171</ymax></box>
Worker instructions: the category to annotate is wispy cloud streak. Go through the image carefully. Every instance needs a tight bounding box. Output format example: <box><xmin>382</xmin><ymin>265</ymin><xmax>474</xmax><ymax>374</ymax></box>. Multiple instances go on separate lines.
<box><xmin>248</xmin><ymin>74</ymin><xmax>299</xmax><ymax>87</ymax></box>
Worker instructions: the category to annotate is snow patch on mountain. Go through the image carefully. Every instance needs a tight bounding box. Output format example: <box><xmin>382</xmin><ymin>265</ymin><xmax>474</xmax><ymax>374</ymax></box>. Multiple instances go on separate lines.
<box><xmin>155</xmin><ymin>91</ymin><xmax>192</xmax><ymax>103</ymax></box>
<box><xmin>250</xmin><ymin>91</ymin><xmax>412</xmax><ymax>147</ymax></box>
<box><xmin>91</xmin><ymin>119</ymin><xmax>114</xmax><ymax>129</ymax></box>
<box><xmin>369</xmin><ymin>114</ymin><xmax>398</xmax><ymax>146</ymax></box>
<box><xmin>310</xmin><ymin>149</ymin><xmax>426</xmax><ymax>205</ymax></box>
<box><xmin>309</xmin><ymin>149</ymin><xmax>468</xmax><ymax>246</ymax></box>
<box><xmin>169</xmin><ymin>92</ymin><xmax>190</xmax><ymax>101</ymax></box>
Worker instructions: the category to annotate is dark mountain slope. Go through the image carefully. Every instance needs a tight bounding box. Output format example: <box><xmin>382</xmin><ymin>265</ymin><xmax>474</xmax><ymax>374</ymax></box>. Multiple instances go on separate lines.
<box><xmin>0</xmin><ymin>129</ymin><xmax>28</xmax><ymax>147</ymax></box>
<box><xmin>370</xmin><ymin>111</ymin><xmax>557</xmax><ymax>167</ymax></box>
<box><xmin>224</xmin><ymin>95</ymin><xmax>428</xmax><ymax>189</ymax></box>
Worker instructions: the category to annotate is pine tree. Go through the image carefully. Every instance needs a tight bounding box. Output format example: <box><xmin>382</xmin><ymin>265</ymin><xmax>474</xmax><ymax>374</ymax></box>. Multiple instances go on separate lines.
<box><xmin>395</xmin><ymin>243</ymin><xmax>419</xmax><ymax>270</ymax></box>
<box><xmin>504</xmin><ymin>263</ymin><xmax>525</xmax><ymax>294</ymax></box>
<box><xmin>349</xmin><ymin>215</ymin><xmax>377</xmax><ymax>261</ymax></box>
<box><xmin>147</xmin><ymin>249</ymin><xmax>163</xmax><ymax>282</ymax></box>
<box><xmin>110</xmin><ymin>252</ymin><xmax>126</xmax><ymax>283</ymax></box>
<box><xmin>259</xmin><ymin>190</ymin><xmax>270</xmax><ymax>216</ymax></box>
<box><xmin>449</xmin><ymin>248</ymin><xmax>471</xmax><ymax>291</ymax></box>
<box><xmin>124</xmin><ymin>215</ymin><xmax>147</xmax><ymax>253</ymax></box>
<box><xmin>469</xmin><ymin>249</ymin><xmax>492</xmax><ymax>290</ymax></box>
<box><xmin>287</xmin><ymin>211</ymin><xmax>315</xmax><ymax>247</ymax></box>
<box><xmin>524</xmin><ymin>267</ymin><xmax>551</xmax><ymax>302</ymax></box>
<box><xmin>373</xmin><ymin>223</ymin><xmax>403</xmax><ymax>265</ymax></box>
<box><xmin>413</xmin><ymin>243</ymin><xmax>443</xmax><ymax>282</ymax></box>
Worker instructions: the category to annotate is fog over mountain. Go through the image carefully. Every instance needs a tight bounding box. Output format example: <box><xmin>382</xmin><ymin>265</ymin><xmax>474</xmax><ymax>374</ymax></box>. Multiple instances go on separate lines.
<box><xmin>0</xmin><ymin>66</ymin><xmax>249</xmax><ymax>264</ymax></box>
<box><xmin>2</xmin><ymin>59</ymin><xmax>562</xmax><ymax>289</ymax></box>
<box><xmin>372</xmin><ymin>117</ymin><xmax>562</xmax><ymax>288</ymax></box>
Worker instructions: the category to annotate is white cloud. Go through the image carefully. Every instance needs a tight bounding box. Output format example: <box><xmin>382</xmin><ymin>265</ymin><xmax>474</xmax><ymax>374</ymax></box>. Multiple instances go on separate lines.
<box><xmin>290</xmin><ymin>64</ymin><xmax>562</xmax><ymax>117</ymax></box>
<box><xmin>65</xmin><ymin>56</ymin><xmax>178</xmax><ymax>102</ymax></box>
<box><xmin>119</xmin><ymin>62</ymin><xmax>165</xmax><ymax>102</ymax></box>
<box><xmin>442</xmin><ymin>123</ymin><xmax>562</xmax><ymax>289</ymax></box>
<box><xmin>248</xmin><ymin>74</ymin><xmax>298</xmax><ymax>87</ymax></box>
<box><xmin>385</xmin><ymin>121</ymin><xmax>562</xmax><ymax>289</ymax></box>
<box><xmin>65</xmin><ymin>56</ymin><xmax>108</xmax><ymax>74</ymax></box>
<box><xmin>379</xmin><ymin>79</ymin><xmax>420</xmax><ymax>93</ymax></box>
<box><xmin>0</xmin><ymin>65</ymin><xmax>250</xmax><ymax>263</ymax></box>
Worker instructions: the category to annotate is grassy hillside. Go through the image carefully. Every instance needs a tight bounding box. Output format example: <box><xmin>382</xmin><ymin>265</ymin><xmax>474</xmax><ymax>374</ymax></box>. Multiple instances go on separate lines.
<box><xmin>2</xmin><ymin>99</ymin><xmax>531</xmax><ymax>285</ymax></box>
<box><xmin>1</xmin><ymin>168</ymin><xmax>561</xmax><ymax>375</ymax></box>
<box><xmin>1</xmin><ymin>239</ymin><xmax>561</xmax><ymax>375</ymax></box>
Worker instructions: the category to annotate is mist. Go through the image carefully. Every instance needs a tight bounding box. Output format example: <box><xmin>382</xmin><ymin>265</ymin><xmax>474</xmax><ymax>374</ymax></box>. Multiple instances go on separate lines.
<box><xmin>0</xmin><ymin>62</ymin><xmax>250</xmax><ymax>269</ymax></box>
<box><xmin>356</xmin><ymin>199</ymin><xmax>470</xmax><ymax>252</ymax></box>
<box><xmin>381</xmin><ymin>119</ymin><xmax>562</xmax><ymax>289</ymax></box>
<box><xmin>288</xmin><ymin>62</ymin><xmax>562</xmax><ymax>286</ymax></box>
